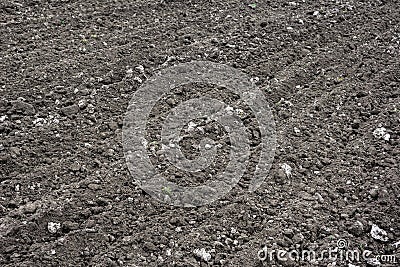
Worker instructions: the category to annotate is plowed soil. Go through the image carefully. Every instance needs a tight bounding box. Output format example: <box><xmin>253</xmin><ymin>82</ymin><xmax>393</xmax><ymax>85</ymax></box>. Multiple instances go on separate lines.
<box><xmin>0</xmin><ymin>0</ymin><xmax>399</xmax><ymax>266</ymax></box>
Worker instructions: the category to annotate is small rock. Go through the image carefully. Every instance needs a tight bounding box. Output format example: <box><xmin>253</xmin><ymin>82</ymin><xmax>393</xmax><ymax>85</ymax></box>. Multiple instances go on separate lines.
<box><xmin>169</xmin><ymin>217</ymin><xmax>184</xmax><ymax>226</ymax></box>
<box><xmin>70</xmin><ymin>162</ymin><xmax>81</xmax><ymax>172</ymax></box>
<box><xmin>277</xmin><ymin>238</ymin><xmax>290</xmax><ymax>247</ymax></box>
<box><xmin>105</xmin><ymin>149</ymin><xmax>114</xmax><ymax>157</ymax></box>
<box><xmin>88</xmin><ymin>183</ymin><xmax>101</xmax><ymax>190</ymax></box>
<box><xmin>47</xmin><ymin>222</ymin><xmax>61</xmax><ymax>234</ymax></box>
<box><xmin>369</xmin><ymin>188</ymin><xmax>379</xmax><ymax>199</ymax></box>
<box><xmin>78</xmin><ymin>99</ymin><xmax>87</xmax><ymax>109</ymax></box>
<box><xmin>166</xmin><ymin>249</ymin><xmax>172</xmax><ymax>256</ymax></box>
<box><xmin>348</xmin><ymin>221</ymin><xmax>364</xmax><ymax>237</ymax></box>
<box><xmin>86</xmin><ymin>104</ymin><xmax>95</xmax><ymax>114</ymax></box>
<box><xmin>81</xmin><ymin>88</ymin><xmax>90</xmax><ymax>95</ymax></box>
<box><xmin>61</xmin><ymin>104</ymin><xmax>79</xmax><ymax>116</ymax></box>
<box><xmin>9</xmin><ymin>147</ymin><xmax>21</xmax><ymax>158</ymax></box>
<box><xmin>315</xmin><ymin>193</ymin><xmax>324</xmax><ymax>203</ymax></box>
<box><xmin>4</xmin><ymin>245</ymin><xmax>17</xmax><ymax>254</ymax></box>
<box><xmin>62</xmin><ymin>221</ymin><xmax>79</xmax><ymax>232</ymax></box>
<box><xmin>193</xmin><ymin>248</ymin><xmax>211</xmax><ymax>262</ymax></box>
<box><xmin>384</xmin><ymin>158</ymin><xmax>396</xmax><ymax>165</ymax></box>
<box><xmin>105</xmin><ymin>258</ymin><xmax>118</xmax><ymax>267</ymax></box>
<box><xmin>12</xmin><ymin>100</ymin><xmax>35</xmax><ymax>115</ymax></box>
<box><xmin>321</xmin><ymin>158</ymin><xmax>331</xmax><ymax>165</ymax></box>
<box><xmin>23</xmin><ymin>202</ymin><xmax>38</xmax><ymax>214</ymax></box>
<box><xmin>108</xmin><ymin>121</ymin><xmax>119</xmax><ymax>130</ymax></box>
<box><xmin>300</xmin><ymin>191</ymin><xmax>315</xmax><ymax>201</ymax></box>
<box><xmin>136</xmin><ymin>65</ymin><xmax>145</xmax><ymax>73</ymax></box>
<box><xmin>337</xmin><ymin>187</ymin><xmax>346</xmax><ymax>194</ymax></box>
<box><xmin>383</xmin><ymin>134</ymin><xmax>390</xmax><ymax>141</ymax></box>
<box><xmin>292</xmin><ymin>233</ymin><xmax>304</xmax><ymax>244</ymax></box>
<box><xmin>356</xmin><ymin>91</ymin><xmax>368</xmax><ymax>97</ymax></box>
<box><xmin>166</xmin><ymin>97</ymin><xmax>176</xmax><ymax>106</ymax></box>
<box><xmin>96</xmin><ymin>197</ymin><xmax>109</xmax><ymax>206</ymax></box>
<box><xmin>352</xmin><ymin>119</ymin><xmax>361</xmax><ymax>129</ymax></box>
<box><xmin>133</xmin><ymin>77</ymin><xmax>142</xmax><ymax>84</ymax></box>
<box><xmin>0</xmin><ymin>154</ymin><xmax>8</xmax><ymax>163</ymax></box>
<box><xmin>204</xmin><ymin>144</ymin><xmax>213</xmax><ymax>150</ymax></box>
<box><xmin>144</xmin><ymin>241</ymin><xmax>157</xmax><ymax>251</ymax></box>
<box><xmin>33</xmin><ymin>117</ymin><xmax>47</xmax><ymax>126</ymax></box>
<box><xmin>280</xmin><ymin>163</ymin><xmax>292</xmax><ymax>178</ymax></box>
<box><xmin>275</xmin><ymin>169</ymin><xmax>287</xmax><ymax>184</ymax></box>
<box><xmin>0</xmin><ymin>204</ymin><xmax>5</xmax><ymax>214</ymax></box>
<box><xmin>279</xmin><ymin>110</ymin><xmax>290</xmax><ymax>119</ymax></box>
<box><xmin>126</xmin><ymin>68</ymin><xmax>133</xmax><ymax>76</ymax></box>
<box><xmin>250</xmin><ymin>77</ymin><xmax>260</xmax><ymax>84</ymax></box>
<box><xmin>372</xmin><ymin>127</ymin><xmax>390</xmax><ymax>141</ymax></box>
<box><xmin>184</xmin><ymin>257</ymin><xmax>199</xmax><ymax>266</ymax></box>
<box><xmin>121</xmin><ymin>235</ymin><xmax>135</xmax><ymax>244</ymax></box>
<box><xmin>107</xmin><ymin>234</ymin><xmax>116</xmax><ymax>242</ymax></box>
<box><xmin>7</xmin><ymin>200</ymin><xmax>18</xmax><ymax>209</ymax></box>
<box><xmin>283</xmin><ymin>228</ymin><xmax>294</xmax><ymax>238</ymax></box>
<box><xmin>370</xmin><ymin>224</ymin><xmax>388</xmax><ymax>242</ymax></box>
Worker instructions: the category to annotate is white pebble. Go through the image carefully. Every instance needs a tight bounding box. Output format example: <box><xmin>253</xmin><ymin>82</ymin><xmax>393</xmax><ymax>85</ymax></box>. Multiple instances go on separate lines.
<box><xmin>280</xmin><ymin>163</ymin><xmax>292</xmax><ymax>178</ymax></box>
<box><xmin>136</xmin><ymin>65</ymin><xmax>145</xmax><ymax>73</ymax></box>
<box><xmin>166</xmin><ymin>249</ymin><xmax>172</xmax><ymax>256</ymax></box>
<box><xmin>47</xmin><ymin>222</ymin><xmax>61</xmax><ymax>234</ymax></box>
<box><xmin>370</xmin><ymin>224</ymin><xmax>388</xmax><ymax>242</ymax></box>
<box><xmin>133</xmin><ymin>77</ymin><xmax>142</xmax><ymax>83</ymax></box>
<box><xmin>193</xmin><ymin>248</ymin><xmax>211</xmax><ymax>262</ymax></box>
<box><xmin>373</xmin><ymin>127</ymin><xmax>390</xmax><ymax>141</ymax></box>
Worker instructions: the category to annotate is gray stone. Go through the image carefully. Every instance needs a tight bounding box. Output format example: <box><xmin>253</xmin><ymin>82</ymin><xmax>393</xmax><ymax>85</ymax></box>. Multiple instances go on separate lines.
<box><xmin>275</xmin><ymin>169</ymin><xmax>287</xmax><ymax>184</ymax></box>
<box><xmin>62</xmin><ymin>221</ymin><xmax>79</xmax><ymax>232</ymax></box>
<box><xmin>144</xmin><ymin>241</ymin><xmax>157</xmax><ymax>251</ymax></box>
<box><xmin>292</xmin><ymin>233</ymin><xmax>304</xmax><ymax>244</ymax></box>
<box><xmin>369</xmin><ymin>188</ymin><xmax>379</xmax><ymax>199</ymax></box>
<box><xmin>87</xmin><ymin>183</ymin><xmax>101</xmax><ymax>190</ymax></box>
<box><xmin>348</xmin><ymin>221</ymin><xmax>364</xmax><ymax>237</ymax></box>
<box><xmin>283</xmin><ymin>228</ymin><xmax>294</xmax><ymax>238</ymax></box>
<box><xmin>61</xmin><ymin>104</ymin><xmax>79</xmax><ymax>116</ymax></box>
<box><xmin>70</xmin><ymin>162</ymin><xmax>81</xmax><ymax>172</ymax></box>
<box><xmin>23</xmin><ymin>202</ymin><xmax>38</xmax><ymax>214</ymax></box>
<box><xmin>12</xmin><ymin>100</ymin><xmax>35</xmax><ymax>115</ymax></box>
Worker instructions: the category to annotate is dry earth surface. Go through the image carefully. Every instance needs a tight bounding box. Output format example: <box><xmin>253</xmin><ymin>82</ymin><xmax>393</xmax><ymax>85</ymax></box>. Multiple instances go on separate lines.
<box><xmin>0</xmin><ymin>0</ymin><xmax>399</xmax><ymax>266</ymax></box>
